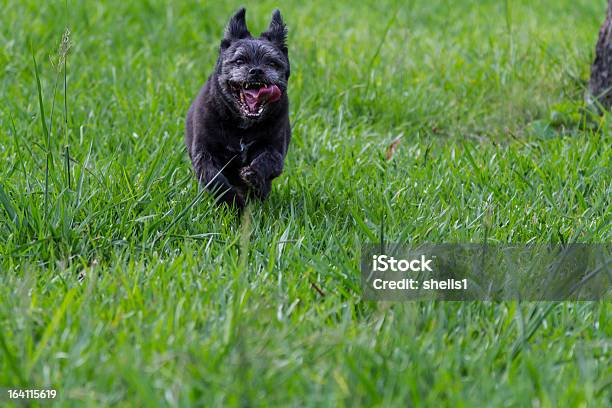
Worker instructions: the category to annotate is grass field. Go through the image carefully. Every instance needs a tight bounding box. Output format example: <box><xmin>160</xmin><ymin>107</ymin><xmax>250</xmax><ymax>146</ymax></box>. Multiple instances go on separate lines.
<box><xmin>1</xmin><ymin>0</ymin><xmax>611</xmax><ymax>406</ymax></box>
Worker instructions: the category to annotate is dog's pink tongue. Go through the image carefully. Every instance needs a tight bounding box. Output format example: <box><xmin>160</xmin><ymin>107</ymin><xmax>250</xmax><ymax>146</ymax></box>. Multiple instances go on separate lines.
<box><xmin>243</xmin><ymin>85</ymin><xmax>281</xmax><ymax>111</ymax></box>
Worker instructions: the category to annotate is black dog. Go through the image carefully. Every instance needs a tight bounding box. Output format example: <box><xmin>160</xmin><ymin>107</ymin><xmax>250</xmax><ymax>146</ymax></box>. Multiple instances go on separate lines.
<box><xmin>185</xmin><ymin>8</ymin><xmax>291</xmax><ymax>209</ymax></box>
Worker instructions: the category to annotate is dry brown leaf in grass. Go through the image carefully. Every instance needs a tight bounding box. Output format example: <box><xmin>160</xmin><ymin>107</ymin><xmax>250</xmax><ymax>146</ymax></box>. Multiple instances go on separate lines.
<box><xmin>385</xmin><ymin>137</ymin><xmax>401</xmax><ymax>161</ymax></box>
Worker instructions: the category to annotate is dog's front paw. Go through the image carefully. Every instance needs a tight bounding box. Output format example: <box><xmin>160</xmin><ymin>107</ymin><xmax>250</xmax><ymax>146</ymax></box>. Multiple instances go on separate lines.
<box><xmin>239</xmin><ymin>166</ymin><xmax>271</xmax><ymax>199</ymax></box>
<box><xmin>239</xmin><ymin>166</ymin><xmax>262</xmax><ymax>189</ymax></box>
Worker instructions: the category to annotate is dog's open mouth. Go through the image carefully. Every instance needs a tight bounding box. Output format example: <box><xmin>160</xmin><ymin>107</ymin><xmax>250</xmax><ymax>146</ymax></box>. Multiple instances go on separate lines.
<box><xmin>231</xmin><ymin>82</ymin><xmax>282</xmax><ymax>117</ymax></box>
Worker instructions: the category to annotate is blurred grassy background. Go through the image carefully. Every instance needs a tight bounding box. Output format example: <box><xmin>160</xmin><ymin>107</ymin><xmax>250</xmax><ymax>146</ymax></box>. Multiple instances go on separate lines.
<box><xmin>0</xmin><ymin>0</ymin><xmax>610</xmax><ymax>406</ymax></box>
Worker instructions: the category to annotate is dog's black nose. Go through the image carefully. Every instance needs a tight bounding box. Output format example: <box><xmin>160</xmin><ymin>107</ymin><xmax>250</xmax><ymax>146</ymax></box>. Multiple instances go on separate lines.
<box><xmin>248</xmin><ymin>67</ymin><xmax>264</xmax><ymax>77</ymax></box>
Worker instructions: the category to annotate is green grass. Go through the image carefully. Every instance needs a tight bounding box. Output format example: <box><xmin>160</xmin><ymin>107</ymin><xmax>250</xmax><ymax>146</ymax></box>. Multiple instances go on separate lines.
<box><xmin>1</xmin><ymin>0</ymin><xmax>611</xmax><ymax>406</ymax></box>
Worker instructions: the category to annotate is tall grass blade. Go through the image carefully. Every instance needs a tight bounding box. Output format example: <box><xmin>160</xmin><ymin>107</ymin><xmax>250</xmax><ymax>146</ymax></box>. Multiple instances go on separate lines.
<box><xmin>0</xmin><ymin>184</ymin><xmax>19</xmax><ymax>229</ymax></box>
<box><xmin>32</xmin><ymin>50</ymin><xmax>53</xmax><ymax>221</ymax></box>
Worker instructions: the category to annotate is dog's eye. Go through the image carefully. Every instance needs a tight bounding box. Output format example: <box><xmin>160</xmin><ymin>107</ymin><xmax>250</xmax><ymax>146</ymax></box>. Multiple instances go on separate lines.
<box><xmin>234</xmin><ymin>58</ymin><xmax>245</xmax><ymax>65</ymax></box>
<box><xmin>269</xmin><ymin>61</ymin><xmax>280</xmax><ymax>69</ymax></box>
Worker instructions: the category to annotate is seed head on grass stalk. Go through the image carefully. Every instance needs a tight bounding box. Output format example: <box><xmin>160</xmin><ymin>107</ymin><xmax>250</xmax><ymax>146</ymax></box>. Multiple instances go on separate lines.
<box><xmin>49</xmin><ymin>28</ymin><xmax>73</xmax><ymax>189</ymax></box>
<box><xmin>50</xmin><ymin>28</ymin><xmax>72</xmax><ymax>70</ymax></box>
<box><xmin>58</xmin><ymin>28</ymin><xmax>73</xmax><ymax>189</ymax></box>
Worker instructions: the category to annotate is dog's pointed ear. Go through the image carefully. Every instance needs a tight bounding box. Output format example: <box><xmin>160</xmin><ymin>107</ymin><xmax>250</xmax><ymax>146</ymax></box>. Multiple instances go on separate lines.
<box><xmin>221</xmin><ymin>8</ymin><xmax>250</xmax><ymax>50</ymax></box>
<box><xmin>261</xmin><ymin>10</ymin><xmax>288</xmax><ymax>54</ymax></box>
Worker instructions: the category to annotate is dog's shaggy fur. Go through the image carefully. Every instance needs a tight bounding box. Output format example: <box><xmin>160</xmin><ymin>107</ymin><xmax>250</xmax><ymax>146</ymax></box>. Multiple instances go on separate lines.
<box><xmin>185</xmin><ymin>8</ymin><xmax>291</xmax><ymax>209</ymax></box>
